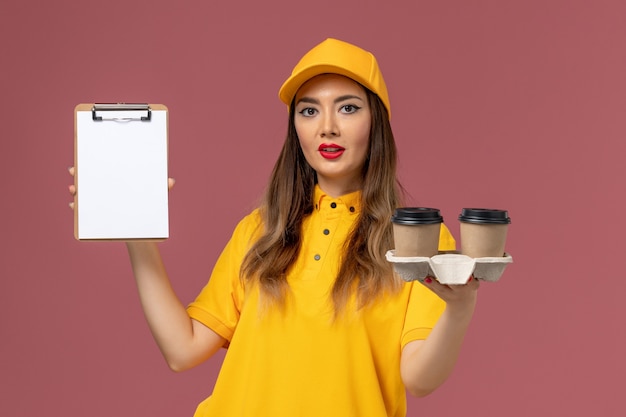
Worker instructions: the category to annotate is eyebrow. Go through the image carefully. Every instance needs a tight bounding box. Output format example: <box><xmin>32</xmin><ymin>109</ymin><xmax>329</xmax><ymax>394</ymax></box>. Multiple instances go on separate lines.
<box><xmin>296</xmin><ymin>94</ymin><xmax>365</xmax><ymax>106</ymax></box>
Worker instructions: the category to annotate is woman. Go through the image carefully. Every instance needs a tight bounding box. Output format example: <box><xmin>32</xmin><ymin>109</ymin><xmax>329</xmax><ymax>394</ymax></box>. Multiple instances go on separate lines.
<box><xmin>70</xmin><ymin>38</ymin><xmax>479</xmax><ymax>416</ymax></box>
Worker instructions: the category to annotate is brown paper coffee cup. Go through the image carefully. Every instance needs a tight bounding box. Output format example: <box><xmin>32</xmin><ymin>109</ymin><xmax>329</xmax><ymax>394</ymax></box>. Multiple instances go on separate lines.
<box><xmin>391</xmin><ymin>208</ymin><xmax>443</xmax><ymax>258</ymax></box>
<box><xmin>459</xmin><ymin>208</ymin><xmax>511</xmax><ymax>258</ymax></box>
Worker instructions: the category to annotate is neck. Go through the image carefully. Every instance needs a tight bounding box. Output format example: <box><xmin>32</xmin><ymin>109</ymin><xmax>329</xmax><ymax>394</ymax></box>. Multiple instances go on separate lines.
<box><xmin>317</xmin><ymin>177</ymin><xmax>362</xmax><ymax>198</ymax></box>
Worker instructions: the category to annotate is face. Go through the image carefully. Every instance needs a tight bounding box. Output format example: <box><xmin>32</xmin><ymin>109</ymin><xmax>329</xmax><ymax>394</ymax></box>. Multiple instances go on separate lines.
<box><xmin>294</xmin><ymin>74</ymin><xmax>371</xmax><ymax>197</ymax></box>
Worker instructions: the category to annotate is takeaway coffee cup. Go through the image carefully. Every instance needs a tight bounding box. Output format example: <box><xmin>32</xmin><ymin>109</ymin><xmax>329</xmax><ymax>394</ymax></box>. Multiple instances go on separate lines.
<box><xmin>459</xmin><ymin>208</ymin><xmax>511</xmax><ymax>258</ymax></box>
<box><xmin>391</xmin><ymin>207</ymin><xmax>443</xmax><ymax>257</ymax></box>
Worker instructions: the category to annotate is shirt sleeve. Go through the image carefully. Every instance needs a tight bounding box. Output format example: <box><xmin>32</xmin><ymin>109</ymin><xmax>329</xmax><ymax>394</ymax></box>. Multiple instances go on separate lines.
<box><xmin>400</xmin><ymin>282</ymin><xmax>446</xmax><ymax>347</ymax></box>
<box><xmin>400</xmin><ymin>222</ymin><xmax>456</xmax><ymax>347</ymax></box>
<box><xmin>186</xmin><ymin>211</ymin><xmax>262</xmax><ymax>342</ymax></box>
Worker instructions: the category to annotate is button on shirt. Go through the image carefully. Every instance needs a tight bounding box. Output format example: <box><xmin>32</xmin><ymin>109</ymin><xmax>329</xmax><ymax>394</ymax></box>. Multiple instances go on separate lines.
<box><xmin>297</xmin><ymin>188</ymin><xmax>359</xmax><ymax>284</ymax></box>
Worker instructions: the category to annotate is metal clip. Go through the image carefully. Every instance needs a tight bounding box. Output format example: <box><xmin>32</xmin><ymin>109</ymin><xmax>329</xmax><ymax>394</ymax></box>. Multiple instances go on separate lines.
<box><xmin>92</xmin><ymin>103</ymin><xmax>152</xmax><ymax>121</ymax></box>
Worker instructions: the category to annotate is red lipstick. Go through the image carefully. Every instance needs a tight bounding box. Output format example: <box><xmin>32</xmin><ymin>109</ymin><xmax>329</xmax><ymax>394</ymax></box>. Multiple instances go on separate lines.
<box><xmin>318</xmin><ymin>143</ymin><xmax>345</xmax><ymax>159</ymax></box>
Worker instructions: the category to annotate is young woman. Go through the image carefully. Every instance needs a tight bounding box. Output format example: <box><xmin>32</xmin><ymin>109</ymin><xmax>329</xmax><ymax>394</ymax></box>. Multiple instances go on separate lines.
<box><xmin>70</xmin><ymin>38</ymin><xmax>479</xmax><ymax>416</ymax></box>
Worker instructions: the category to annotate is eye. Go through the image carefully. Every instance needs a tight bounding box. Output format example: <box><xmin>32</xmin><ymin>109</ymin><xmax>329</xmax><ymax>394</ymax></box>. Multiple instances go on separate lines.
<box><xmin>298</xmin><ymin>107</ymin><xmax>317</xmax><ymax>117</ymax></box>
<box><xmin>340</xmin><ymin>104</ymin><xmax>361</xmax><ymax>114</ymax></box>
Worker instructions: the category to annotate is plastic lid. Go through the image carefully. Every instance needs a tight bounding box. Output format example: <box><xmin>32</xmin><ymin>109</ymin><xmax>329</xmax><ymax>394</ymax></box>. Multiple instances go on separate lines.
<box><xmin>391</xmin><ymin>207</ymin><xmax>443</xmax><ymax>225</ymax></box>
<box><xmin>458</xmin><ymin>208</ymin><xmax>511</xmax><ymax>224</ymax></box>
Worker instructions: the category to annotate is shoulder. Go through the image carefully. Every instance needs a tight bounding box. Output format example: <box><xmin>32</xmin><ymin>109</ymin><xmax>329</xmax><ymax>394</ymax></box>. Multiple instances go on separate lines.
<box><xmin>229</xmin><ymin>208</ymin><xmax>264</xmax><ymax>243</ymax></box>
<box><xmin>236</xmin><ymin>208</ymin><xmax>263</xmax><ymax>230</ymax></box>
<box><xmin>210</xmin><ymin>208</ymin><xmax>264</xmax><ymax>269</ymax></box>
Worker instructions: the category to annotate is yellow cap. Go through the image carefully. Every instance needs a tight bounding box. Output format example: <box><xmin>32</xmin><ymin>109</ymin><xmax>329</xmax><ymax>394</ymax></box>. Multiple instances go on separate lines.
<box><xmin>278</xmin><ymin>38</ymin><xmax>391</xmax><ymax>118</ymax></box>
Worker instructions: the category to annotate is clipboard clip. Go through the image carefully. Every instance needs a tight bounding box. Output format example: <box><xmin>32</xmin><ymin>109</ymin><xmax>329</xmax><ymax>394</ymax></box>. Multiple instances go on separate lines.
<box><xmin>92</xmin><ymin>103</ymin><xmax>152</xmax><ymax>122</ymax></box>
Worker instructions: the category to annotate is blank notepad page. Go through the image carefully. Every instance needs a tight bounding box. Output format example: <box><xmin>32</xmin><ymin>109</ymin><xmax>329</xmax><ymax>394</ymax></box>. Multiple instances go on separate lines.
<box><xmin>75</xmin><ymin>106</ymin><xmax>169</xmax><ymax>240</ymax></box>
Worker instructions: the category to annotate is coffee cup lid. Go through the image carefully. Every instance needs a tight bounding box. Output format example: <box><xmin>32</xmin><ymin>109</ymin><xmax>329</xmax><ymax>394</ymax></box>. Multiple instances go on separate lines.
<box><xmin>458</xmin><ymin>208</ymin><xmax>511</xmax><ymax>224</ymax></box>
<box><xmin>391</xmin><ymin>207</ymin><xmax>443</xmax><ymax>225</ymax></box>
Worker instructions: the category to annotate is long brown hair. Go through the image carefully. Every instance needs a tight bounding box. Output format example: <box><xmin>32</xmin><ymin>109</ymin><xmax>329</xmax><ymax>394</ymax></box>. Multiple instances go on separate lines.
<box><xmin>240</xmin><ymin>88</ymin><xmax>403</xmax><ymax>313</ymax></box>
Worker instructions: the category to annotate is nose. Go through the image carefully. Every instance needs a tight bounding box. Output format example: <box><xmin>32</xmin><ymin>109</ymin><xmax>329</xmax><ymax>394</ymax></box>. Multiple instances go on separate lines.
<box><xmin>319</xmin><ymin>112</ymin><xmax>339</xmax><ymax>138</ymax></box>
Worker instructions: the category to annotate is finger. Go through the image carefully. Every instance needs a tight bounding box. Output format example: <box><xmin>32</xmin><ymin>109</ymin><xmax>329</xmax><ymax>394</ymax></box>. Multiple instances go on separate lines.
<box><xmin>68</xmin><ymin>166</ymin><xmax>75</xmax><ymax>176</ymax></box>
<box><xmin>445</xmin><ymin>276</ymin><xmax>478</xmax><ymax>291</ymax></box>
<box><xmin>421</xmin><ymin>276</ymin><xmax>449</xmax><ymax>295</ymax></box>
<box><xmin>68</xmin><ymin>184</ymin><xmax>76</xmax><ymax>196</ymax></box>
<box><xmin>467</xmin><ymin>275</ymin><xmax>480</xmax><ymax>289</ymax></box>
<box><xmin>69</xmin><ymin>201</ymin><xmax>75</xmax><ymax>210</ymax></box>
<box><xmin>423</xmin><ymin>276</ymin><xmax>477</xmax><ymax>295</ymax></box>
<box><xmin>472</xmin><ymin>277</ymin><xmax>480</xmax><ymax>290</ymax></box>
<box><xmin>168</xmin><ymin>177</ymin><xmax>176</xmax><ymax>190</ymax></box>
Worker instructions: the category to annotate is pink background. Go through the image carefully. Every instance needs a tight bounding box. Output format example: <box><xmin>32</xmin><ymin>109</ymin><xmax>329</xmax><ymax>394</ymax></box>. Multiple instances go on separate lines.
<box><xmin>1</xmin><ymin>0</ymin><xmax>625</xmax><ymax>415</ymax></box>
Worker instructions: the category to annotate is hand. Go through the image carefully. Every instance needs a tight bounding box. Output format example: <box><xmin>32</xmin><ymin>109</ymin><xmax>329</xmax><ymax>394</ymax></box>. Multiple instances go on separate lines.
<box><xmin>422</xmin><ymin>275</ymin><xmax>479</xmax><ymax>314</ymax></box>
<box><xmin>67</xmin><ymin>166</ymin><xmax>176</xmax><ymax>210</ymax></box>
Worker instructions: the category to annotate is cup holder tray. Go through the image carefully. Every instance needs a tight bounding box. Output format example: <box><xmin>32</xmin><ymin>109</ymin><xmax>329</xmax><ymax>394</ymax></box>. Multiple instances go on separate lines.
<box><xmin>385</xmin><ymin>251</ymin><xmax>513</xmax><ymax>285</ymax></box>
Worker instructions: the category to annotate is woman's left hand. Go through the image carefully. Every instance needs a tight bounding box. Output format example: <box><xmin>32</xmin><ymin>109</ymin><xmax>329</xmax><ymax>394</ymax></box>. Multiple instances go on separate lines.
<box><xmin>422</xmin><ymin>275</ymin><xmax>479</xmax><ymax>313</ymax></box>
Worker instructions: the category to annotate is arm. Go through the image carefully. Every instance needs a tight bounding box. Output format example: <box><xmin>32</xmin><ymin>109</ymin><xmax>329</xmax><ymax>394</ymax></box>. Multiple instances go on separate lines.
<box><xmin>68</xmin><ymin>168</ymin><xmax>225</xmax><ymax>372</ymax></box>
<box><xmin>400</xmin><ymin>277</ymin><xmax>479</xmax><ymax>397</ymax></box>
<box><xmin>126</xmin><ymin>242</ymin><xmax>226</xmax><ymax>372</ymax></box>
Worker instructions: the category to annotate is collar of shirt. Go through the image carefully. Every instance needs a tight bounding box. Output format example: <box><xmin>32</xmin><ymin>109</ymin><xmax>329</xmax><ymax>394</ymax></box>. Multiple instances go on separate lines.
<box><xmin>313</xmin><ymin>184</ymin><xmax>361</xmax><ymax>214</ymax></box>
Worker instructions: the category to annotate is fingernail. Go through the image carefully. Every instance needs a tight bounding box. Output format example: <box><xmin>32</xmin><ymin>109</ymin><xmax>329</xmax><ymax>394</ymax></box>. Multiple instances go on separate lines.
<box><xmin>424</xmin><ymin>277</ymin><xmax>432</xmax><ymax>284</ymax></box>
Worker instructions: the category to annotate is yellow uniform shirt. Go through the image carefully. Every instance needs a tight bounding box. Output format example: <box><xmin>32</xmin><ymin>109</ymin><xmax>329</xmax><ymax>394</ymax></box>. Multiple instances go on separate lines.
<box><xmin>187</xmin><ymin>186</ymin><xmax>455</xmax><ymax>416</ymax></box>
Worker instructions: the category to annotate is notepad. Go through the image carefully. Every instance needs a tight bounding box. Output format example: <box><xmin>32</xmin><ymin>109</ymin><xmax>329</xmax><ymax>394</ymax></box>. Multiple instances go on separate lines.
<box><xmin>74</xmin><ymin>103</ymin><xmax>169</xmax><ymax>240</ymax></box>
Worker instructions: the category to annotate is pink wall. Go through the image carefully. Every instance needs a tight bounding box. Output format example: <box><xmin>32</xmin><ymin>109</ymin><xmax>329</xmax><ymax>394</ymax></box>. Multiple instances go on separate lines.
<box><xmin>1</xmin><ymin>1</ymin><xmax>625</xmax><ymax>415</ymax></box>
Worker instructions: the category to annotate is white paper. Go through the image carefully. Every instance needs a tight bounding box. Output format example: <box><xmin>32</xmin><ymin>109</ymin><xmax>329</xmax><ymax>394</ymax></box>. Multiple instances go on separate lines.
<box><xmin>75</xmin><ymin>108</ymin><xmax>168</xmax><ymax>240</ymax></box>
